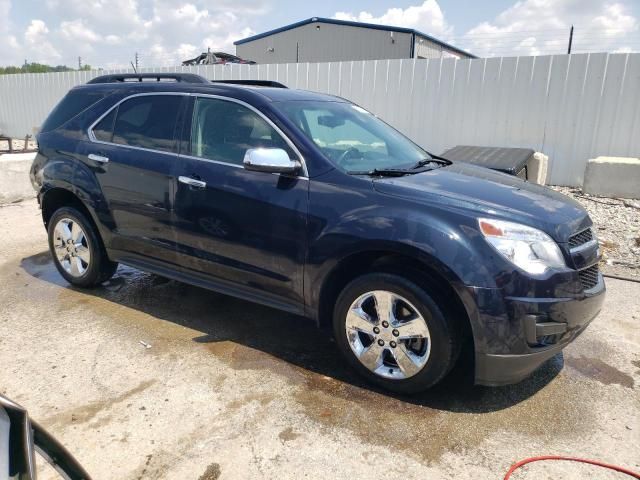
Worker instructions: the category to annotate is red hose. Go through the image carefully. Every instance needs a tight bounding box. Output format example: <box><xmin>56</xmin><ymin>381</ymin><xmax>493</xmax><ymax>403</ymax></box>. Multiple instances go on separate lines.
<box><xmin>504</xmin><ymin>455</ymin><xmax>640</xmax><ymax>479</ymax></box>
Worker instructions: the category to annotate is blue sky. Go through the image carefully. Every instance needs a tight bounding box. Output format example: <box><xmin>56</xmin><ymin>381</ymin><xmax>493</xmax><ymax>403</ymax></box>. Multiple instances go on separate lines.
<box><xmin>1</xmin><ymin>0</ymin><xmax>638</xmax><ymax>67</ymax></box>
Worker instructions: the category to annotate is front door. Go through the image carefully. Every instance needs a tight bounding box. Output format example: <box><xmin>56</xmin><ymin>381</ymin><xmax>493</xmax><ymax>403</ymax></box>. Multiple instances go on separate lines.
<box><xmin>172</xmin><ymin>96</ymin><xmax>308</xmax><ymax>311</ymax></box>
<box><xmin>84</xmin><ymin>93</ymin><xmax>186</xmax><ymax>264</ymax></box>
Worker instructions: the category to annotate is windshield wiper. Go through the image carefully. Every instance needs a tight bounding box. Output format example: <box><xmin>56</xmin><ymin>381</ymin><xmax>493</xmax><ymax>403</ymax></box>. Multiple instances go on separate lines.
<box><xmin>348</xmin><ymin>168</ymin><xmax>419</xmax><ymax>177</ymax></box>
<box><xmin>412</xmin><ymin>155</ymin><xmax>452</xmax><ymax>169</ymax></box>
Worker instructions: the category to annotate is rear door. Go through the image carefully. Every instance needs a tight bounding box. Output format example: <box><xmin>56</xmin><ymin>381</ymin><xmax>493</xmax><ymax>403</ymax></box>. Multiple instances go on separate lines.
<box><xmin>84</xmin><ymin>93</ymin><xmax>186</xmax><ymax>264</ymax></box>
<box><xmin>171</xmin><ymin>95</ymin><xmax>309</xmax><ymax>311</ymax></box>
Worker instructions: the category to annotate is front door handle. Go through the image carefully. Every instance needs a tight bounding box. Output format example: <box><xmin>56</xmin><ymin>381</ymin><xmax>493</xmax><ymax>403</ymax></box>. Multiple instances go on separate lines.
<box><xmin>178</xmin><ymin>176</ymin><xmax>207</xmax><ymax>189</ymax></box>
<box><xmin>88</xmin><ymin>153</ymin><xmax>109</xmax><ymax>164</ymax></box>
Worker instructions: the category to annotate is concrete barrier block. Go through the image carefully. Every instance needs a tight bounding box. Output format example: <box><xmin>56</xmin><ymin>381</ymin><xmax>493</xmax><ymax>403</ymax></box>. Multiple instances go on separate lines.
<box><xmin>528</xmin><ymin>152</ymin><xmax>549</xmax><ymax>185</ymax></box>
<box><xmin>0</xmin><ymin>152</ymin><xmax>37</xmax><ymax>203</ymax></box>
<box><xmin>583</xmin><ymin>156</ymin><xmax>640</xmax><ymax>199</ymax></box>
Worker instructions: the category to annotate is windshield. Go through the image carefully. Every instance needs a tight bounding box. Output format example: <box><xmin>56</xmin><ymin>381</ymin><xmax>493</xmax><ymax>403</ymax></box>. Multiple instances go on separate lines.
<box><xmin>273</xmin><ymin>100</ymin><xmax>430</xmax><ymax>173</ymax></box>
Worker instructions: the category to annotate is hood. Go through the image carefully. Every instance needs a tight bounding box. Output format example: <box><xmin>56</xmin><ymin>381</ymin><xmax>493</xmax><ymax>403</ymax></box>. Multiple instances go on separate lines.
<box><xmin>372</xmin><ymin>162</ymin><xmax>590</xmax><ymax>242</ymax></box>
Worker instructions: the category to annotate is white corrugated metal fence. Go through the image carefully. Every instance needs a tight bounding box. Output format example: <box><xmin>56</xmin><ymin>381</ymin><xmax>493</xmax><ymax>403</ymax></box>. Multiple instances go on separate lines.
<box><xmin>1</xmin><ymin>53</ymin><xmax>639</xmax><ymax>186</ymax></box>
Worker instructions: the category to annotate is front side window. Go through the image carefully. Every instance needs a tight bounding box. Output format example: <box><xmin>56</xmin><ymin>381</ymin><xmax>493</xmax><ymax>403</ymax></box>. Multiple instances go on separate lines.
<box><xmin>273</xmin><ymin>100</ymin><xmax>429</xmax><ymax>173</ymax></box>
<box><xmin>190</xmin><ymin>97</ymin><xmax>295</xmax><ymax>166</ymax></box>
<box><xmin>109</xmin><ymin>95</ymin><xmax>182</xmax><ymax>153</ymax></box>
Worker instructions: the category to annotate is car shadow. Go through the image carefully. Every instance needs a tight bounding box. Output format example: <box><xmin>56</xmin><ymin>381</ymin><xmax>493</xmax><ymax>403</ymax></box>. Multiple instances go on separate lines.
<box><xmin>20</xmin><ymin>251</ymin><xmax>563</xmax><ymax>414</ymax></box>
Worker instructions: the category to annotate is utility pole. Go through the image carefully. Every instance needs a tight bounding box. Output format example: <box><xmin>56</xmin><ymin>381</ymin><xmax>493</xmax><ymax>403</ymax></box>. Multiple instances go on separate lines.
<box><xmin>78</xmin><ymin>56</ymin><xmax>82</xmax><ymax>69</ymax></box>
<box><xmin>135</xmin><ymin>52</ymin><xmax>139</xmax><ymax>70</ymax></box>
<box><xmin>567</xmin><ymin>25</ymin><xmax>574</xmax><ymax>54</ymax></box>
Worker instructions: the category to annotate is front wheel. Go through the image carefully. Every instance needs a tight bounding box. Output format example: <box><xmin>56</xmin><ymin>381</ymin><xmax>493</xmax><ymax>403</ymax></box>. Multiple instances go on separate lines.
<box><xmin>48</xmin><ymin>207</ymin><xmax>118</xmax><ymax>288</ymax></box>
<box><xmin>333</xmin><ymin>273</ymin><xmax>459</xmax><ymax>394</ymax></box>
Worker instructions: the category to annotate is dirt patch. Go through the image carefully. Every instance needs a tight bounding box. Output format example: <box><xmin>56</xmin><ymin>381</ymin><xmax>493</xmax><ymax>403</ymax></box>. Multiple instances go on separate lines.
<box><xmin>566</xmin><ymin>356</ymin><xmax>635</xmax><ymax>389</ymax></box>
<box><xmin>198</xmin><ymin>463</ymin><xmax>221</xmax><ymax>480</ymax></box>
<box><xmin>226</xmin><ymin>392</ymin><xmax>276</xmax><ymax>410</ymax></box>
<box><xmin>278</xmin><ymin>427</ymin><xmax>302</xmax><ymax>442</ymax></box>
<box><xmin>202</xmin><ymin>334</ymin><xmax>594</xmax><ymax>464</ymax></box>
<box><xmin>42</xmin><ymin>380</ymin><xmax>155</xmax><ymax>428</ymax></box>
<box><xmin>204</xmin><ymin>341</ymin><xmax>307</xmax><ymax>386</ymax></box>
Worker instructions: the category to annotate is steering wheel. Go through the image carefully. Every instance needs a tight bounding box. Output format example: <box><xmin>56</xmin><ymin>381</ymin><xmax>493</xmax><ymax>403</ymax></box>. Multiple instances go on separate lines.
<box><xmin>336</xmin><ymin>147</ymin><xmax>363</xmax><ymax>167</ymax></box>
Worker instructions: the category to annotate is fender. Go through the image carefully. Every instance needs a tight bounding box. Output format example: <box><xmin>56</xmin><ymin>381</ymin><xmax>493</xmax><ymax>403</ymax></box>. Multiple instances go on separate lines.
<box><xmin>33</xmin><ymin>133</ymin><xmax>116</xmax><ymax>247</ymax></box>
<box><xmin>305</xmin><ymin>171</ymin><xmax>499</xmax><ymax>337</ymax></box>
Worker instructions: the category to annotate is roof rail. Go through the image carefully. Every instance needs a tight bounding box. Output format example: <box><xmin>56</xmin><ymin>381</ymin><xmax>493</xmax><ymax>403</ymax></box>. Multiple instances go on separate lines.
<box><xmin>87</xmin><ymin>73</ymin><xmax>209</xmax><ymax>84</ymax></box>
<box><xmin>210</xmin><ymin>80</ymin><xmax>287</xmax><ymax>88</ymax></box>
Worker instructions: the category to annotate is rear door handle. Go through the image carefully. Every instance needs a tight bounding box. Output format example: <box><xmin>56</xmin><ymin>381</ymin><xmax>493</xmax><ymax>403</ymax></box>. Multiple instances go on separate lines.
<box><xmin>178</xmin><ymin>176</ymin><xmax>207</xmax><ymax>189</ymax></box>
<box><xmin>88</xmin><ymin>153</ymin><xmax>109</xmax><ymax>164</ymax></box>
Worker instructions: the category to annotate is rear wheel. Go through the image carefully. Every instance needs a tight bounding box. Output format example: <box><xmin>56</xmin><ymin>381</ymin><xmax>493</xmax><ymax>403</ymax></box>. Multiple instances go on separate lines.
<box><xmin>48</xmin><ymin>207</ymin><xmax>118</xmax><ymax>287</ymax></box>
<box><xmin>333</xmin><ymin>273</ymin><xmax>459</xmax><ymax>393</ymax></box>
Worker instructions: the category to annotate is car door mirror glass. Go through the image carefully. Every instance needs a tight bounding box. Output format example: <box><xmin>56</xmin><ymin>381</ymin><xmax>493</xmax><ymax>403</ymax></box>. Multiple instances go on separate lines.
<box><xmin>243</xmin><ymin>148</ymin><xmax>301</xmax><ymax>174</ymax></box>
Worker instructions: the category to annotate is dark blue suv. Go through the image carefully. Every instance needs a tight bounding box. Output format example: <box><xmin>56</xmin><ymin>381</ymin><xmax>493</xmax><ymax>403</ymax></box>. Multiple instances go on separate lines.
<box><xmin>30</xmin><ymin>73</ymin><xmax>605</xmax><ymax>393</ymax></box>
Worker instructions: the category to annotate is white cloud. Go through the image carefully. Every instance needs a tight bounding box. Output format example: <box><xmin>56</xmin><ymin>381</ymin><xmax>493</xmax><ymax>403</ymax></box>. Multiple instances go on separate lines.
<box><xmin>462</xmin><ymin>0</ymin><xmax>639</xmax><ymax>57</ymax></box>
<box><xmin>334</xmin><ymin>0</ymin><xmax>452</xmax><ymax>37</ymax></box>
<box><xmin>23</xmin><ymin>19</ymin><xmax>61</xmax><ymax>62</ymax></box>
<box><xmin>24</xmin><ymin>19</ymin><xmax>48</xmax><ymax>44</ymax></box>
<box><xmin>59</xmin><ymin>19</ymin><xmax>101</xmax><ymax>43</ymax></box>
<box><xmin>332</xmin><ymin>0</ymin><xmax>639</xmax><ymax>57</ymax></box>
<box><xmin>2</xmin><ymin>0</ymin><xmax>638</xmax><ymax>68</ymax></box>
<box><xmin>0</xmin><ymin>0</ymin><xmax>267</xmax><ymax>68</ymax></box>
<box><xmin>0</xmin><ymin>0</ymin><xmax>20</xmax><ymax>64</ymax></box>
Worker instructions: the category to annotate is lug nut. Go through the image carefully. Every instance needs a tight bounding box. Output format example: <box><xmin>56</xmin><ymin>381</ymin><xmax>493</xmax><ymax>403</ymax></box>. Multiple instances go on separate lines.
<box><xmin>392</xmin><ymin>329</ymin><xmax>399</xmax><ymax>337</ymax></box>
<box><xmin>377</xmin><ymin>339</ymin><xmax>385</xmax><ymax>346</ymax></box>
<box><xmin>390</xmin><ymin>341</ymin><xmax>397</xmax><ymax>348</ymax></box>
<box><xmin>373</xmin><ymin>327</ymin><xmax>380</xmax><ymax>334</ymax></box>
<box><xmin>382</xmin><ymin>321</ymin><xmax>389</xmax><ymax>328</ymax></box>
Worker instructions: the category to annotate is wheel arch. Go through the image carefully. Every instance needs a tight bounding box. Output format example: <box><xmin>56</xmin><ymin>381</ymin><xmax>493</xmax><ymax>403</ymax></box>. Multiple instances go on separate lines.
<box><xmin>40</xmin><ymin>187</ymin><xmax>112</xmax><ymax>254</ymax></box>
<box><xmin>314</xmin><ymin>248</ymin><xmax>478</xmax><ymax>356</ymax></box>
<box><xmin>42</xmin><ymin>187</ymin><xmax>91</xmax><ymax>228</ymax></box>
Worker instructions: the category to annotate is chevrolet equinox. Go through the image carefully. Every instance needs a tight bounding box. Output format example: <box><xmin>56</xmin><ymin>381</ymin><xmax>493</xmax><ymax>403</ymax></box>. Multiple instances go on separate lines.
<box><xmin>30</xmin><ymin>73</ymin><xmax>605</xmax><ymax>393</ymax></box>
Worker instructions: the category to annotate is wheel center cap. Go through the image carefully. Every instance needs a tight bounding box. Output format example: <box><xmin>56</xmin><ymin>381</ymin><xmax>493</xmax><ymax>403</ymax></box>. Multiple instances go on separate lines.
<box><xmin>378</xmin><ymin>328</ymin><xmax>394</xmax><ymax>342</ymax></box>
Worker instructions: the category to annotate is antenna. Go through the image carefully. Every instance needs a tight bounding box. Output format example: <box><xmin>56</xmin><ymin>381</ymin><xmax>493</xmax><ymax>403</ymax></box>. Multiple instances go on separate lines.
<box><xmin>567</xmin><ymin>25</ymin><xmax>574</xmax><ymax>54</ymax></box>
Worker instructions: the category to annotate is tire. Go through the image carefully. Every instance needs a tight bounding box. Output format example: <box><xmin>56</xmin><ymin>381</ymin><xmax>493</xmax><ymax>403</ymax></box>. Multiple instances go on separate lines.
<box><xmin>333</xmin><ymin>273</ymin><xmax>459</xmax><ymax>394</ymax></box>
<box><xmin>48</xmin><ymin>206</ymin><xmax>118</xmax><ymax>288</ymax></box>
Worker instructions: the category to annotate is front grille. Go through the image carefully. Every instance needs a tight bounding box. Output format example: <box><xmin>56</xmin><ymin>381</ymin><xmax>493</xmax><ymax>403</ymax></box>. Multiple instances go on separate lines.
<box><xmin>569</xmin><ymin>228</ymin><xmax>593</xmax><ymax>249</ymax></box>
<box><xmin>578</xmin><ymin>265</ymin><xmax>600</xmax><ymax>290</ymax></box>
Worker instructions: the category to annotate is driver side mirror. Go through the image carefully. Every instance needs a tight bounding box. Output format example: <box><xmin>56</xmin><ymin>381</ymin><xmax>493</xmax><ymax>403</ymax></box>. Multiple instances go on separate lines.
<box><xmin>243</xmin><ymin>148</ymin><xmax>302</xmax><ymax>175</ymax></box>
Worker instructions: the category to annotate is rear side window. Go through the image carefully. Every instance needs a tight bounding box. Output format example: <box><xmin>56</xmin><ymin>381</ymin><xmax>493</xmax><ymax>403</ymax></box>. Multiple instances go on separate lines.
<box><xmin>111</xmin><ymin>95</ymin><xmax>182</xmax><ymax>153</ymax></box>
<box><xmin>41</xmin><ymin>90</ymin><xmax>107</xmax><ymax>132</ymax></box>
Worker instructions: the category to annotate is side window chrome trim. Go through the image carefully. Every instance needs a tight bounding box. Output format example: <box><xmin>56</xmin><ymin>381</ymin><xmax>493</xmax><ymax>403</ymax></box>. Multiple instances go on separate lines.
<box><xmin>87</xmin><ymin>92</ymin><xmax>189</xmax><ymax>152</ymax></box>
<box><xmin>87</xmin><ymin>91</ymin><xmax>310</xmax><ymax>178</ymax></box>
<box><xmin>178</xmin><ymin>152</ymin><xmax>309</xmax><ymax>181</ymax></box>
<box><xmin>190</xmin><ymin>93</ymin><xmax>309</xmax><ymax>178</ymax></box>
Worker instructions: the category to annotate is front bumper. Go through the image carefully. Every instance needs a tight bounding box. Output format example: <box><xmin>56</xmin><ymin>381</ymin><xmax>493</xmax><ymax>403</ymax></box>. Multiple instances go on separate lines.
<box><xmin>471</xmin><ymin>274</ymin><xmax>606</xmax><ymax>386</ymax></box>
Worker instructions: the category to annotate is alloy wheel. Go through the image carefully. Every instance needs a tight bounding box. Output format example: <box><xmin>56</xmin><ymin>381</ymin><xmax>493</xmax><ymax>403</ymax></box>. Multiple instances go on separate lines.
<box><xmin>344</xmin><ymin>290</ymin><xmax>431</xmax><ymax>379</ymax></box>
<box><xmin>52</xmin><ymin>218</ymin><xmax>91</xmax><ymax>277</ymax></box>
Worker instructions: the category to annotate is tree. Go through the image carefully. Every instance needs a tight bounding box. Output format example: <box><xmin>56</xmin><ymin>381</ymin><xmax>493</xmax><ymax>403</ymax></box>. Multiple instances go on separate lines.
<box><xmin>0</xmin><ymin>62</ymin><xmax>93</xmax><ymax>75</ymax></box>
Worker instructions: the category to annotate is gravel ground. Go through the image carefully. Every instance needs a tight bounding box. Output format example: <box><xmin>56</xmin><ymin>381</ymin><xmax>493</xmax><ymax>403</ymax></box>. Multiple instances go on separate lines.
<box><xmin>0</xmin><ymin>199</ymin><xmax>638</xmax><ymax>480</ymax></box>
<box><xmin>551</xmin><ymin>186</ymin><xmax>640</xmax><ymax>279</ymax></box>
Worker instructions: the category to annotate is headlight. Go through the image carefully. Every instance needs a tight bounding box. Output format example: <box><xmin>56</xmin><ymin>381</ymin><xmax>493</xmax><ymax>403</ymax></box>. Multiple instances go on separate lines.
<box><xmin>478</xmin><ymin>218</ymin><xmax>566</xmax><ymax>274</ymax></box>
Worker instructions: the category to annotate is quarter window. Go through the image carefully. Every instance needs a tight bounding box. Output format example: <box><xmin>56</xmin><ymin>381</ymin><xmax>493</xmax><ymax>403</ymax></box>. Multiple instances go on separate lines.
<box><xmin>92</xmin><ymin>108</ymin><xmax>116</xmax><ymax>142</ymax></box>
<box><xmin>41</xmin><ymin>90</ymin><xmax>108</xmax><ymax>132</ymax></box>
<box><xmin>190</xmin><ymin>97</ymin><xmax>295</xmax><ymax>166</ymax></box>
<box><xmin>110</xmin><ymin>95</ymin><xmax>182</xmax><ymax>153</ymax></box>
